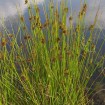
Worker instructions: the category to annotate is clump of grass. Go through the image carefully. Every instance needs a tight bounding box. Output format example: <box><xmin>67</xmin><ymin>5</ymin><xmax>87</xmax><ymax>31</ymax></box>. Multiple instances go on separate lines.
<box><xmin>0</xmin><ymin>0</ymin><xmax>105</xmax><ymax>105</ymax></box>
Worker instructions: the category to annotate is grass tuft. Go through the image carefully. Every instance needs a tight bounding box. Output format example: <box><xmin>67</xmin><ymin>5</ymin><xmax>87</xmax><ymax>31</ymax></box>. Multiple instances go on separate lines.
<box><xmin>0</xmin><ymin>0</ymin><xmax>105</xmax><ymax>105</ymax></box>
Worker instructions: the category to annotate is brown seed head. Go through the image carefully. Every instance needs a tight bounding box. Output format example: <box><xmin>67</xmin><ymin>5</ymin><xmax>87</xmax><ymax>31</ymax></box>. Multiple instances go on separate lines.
<box><xmin>20</xmin><ymin>16</ymin><xmax>24</xmax><ymax>22</ymax></box>
<box><xmin>51</xmin><ymin>5</ymin><xmax>54</xmax><ymax>9</ymax></box>
<box><xmin>66</xmin><ymin>50</ymin><xmax>71</xmax><ymax>56</ymax></box>
<box><xmin>29</xmin><ymin>17</ymin><xmax>33</xmax><ymax>21</ymax></box>
<box><xmin>33</xmin><ymin>16</ymin><xmax>36</xmax><ymax>20</ymax></box>
<box><xmin>59</xmin><ymin>54</ymin><xmax>63</xmax><ymax>61</ymax></box>
<box><xmin>20</xmin><ymin>42</ymin><xmax>24</xmax><ymax>48</ymax></box>
<box><xmin>26</xmin><ymin>58</ymin><xmax>32</xmax><ymax>62</ymax></box>
<box><xmin>36</xmin><ymin>7</ymin><xmax>40</xmax><ymax>12</ymax></box>
<box><xmin>78</xmin><ymin>4</ymin><xmax>87</xmax><ymax>18</ymax></box>
<box><xmin>15</xmin><ymin>55</ymin><xmax>20</xmax><ymax>59</ymax></box>
<box><xmin>10</xmin><ymin>42</ymin><xmax>14</xmax><ymax>47</ymax></box>
<box><xmin>8</xmin><ymin>34</ymin><xmax>13</xmax><ymax>38</ymax></box>
<box><xmin>83</xmin><ymin>4</ymin><xmax>87</xmax><ymax>10</ymax></box>
<box><xmin>24</xmin><ymin>35</ymin><xmax>31</xmax><ymax>40</ymax></box>
<box><xmin>64</xmin><ymin>7</ymin><xmax>69</xmax><ymax>13</ymax></box>
<box><xmin>41</xmin><ymin>38</ymin><xmax>45</xmax><ymax>44</ymax></box>
<box><xmin>43</xmin><ymin>23</ymin><xmax>48</xmax><ymax>28</ymax></box>
<box><xmin>54</xmin><ymin>9</ymin><xmax>59</xmax><ymax>18</ymax></box>
<box><xmin>59</xmin><ymin>25</ymin><xmax>63</xmax><ymax>30</ymax></box>
<box><xmin>23</xmin><ymin>26</ymin><xmax>26</xmax><ymax>30</ymax></box>
<box><xmin>91</xmin><ymin>44</ymin><xmax>95</xmax><ymax>50</ymax></box>
<box><xmin>62</xmin><ymin>29</ymin><xmax>67</xmax><ymax>34</ymax></box>
<box><xmin>1</xmin><ymin>38</ymin><xmax>7</xmax><ymax>46</ymax></box>
<box><xmin>51</xmin><ymin>57</ymin><xmax>56</xmax><ymax>62</ymax></box>
<box><xmin>83</xmin><ymin>51</ymin><xmax>87</xmax><ymax>58</ymax></box>
<box><xmin>32</xmin><ymin>25</ymin><xmax>35</xmax><ymax>30</ymax></box>
<box><xmin>89</xmin><ymin>25</ymin><xmax>94</xmax><ymax>30</ymax></box>
<box><xmin>64</xmin><ymin>69</ymin><xmax>69</xmax><ymax>76</ymax></box>
<box><xmin>57</xmin><ymin>37</ymin><xmax>60</xmax><ymax>43</ymax></box>
<box><xmin>69</xmin><ymin>16</ymin><xmax>73</xmax><ymax>21</ymax></box>
<box><xmin>25</xmin><ymin>0</ymin><xmax>28</xmax><ymax>4</ymax></box>
<box><xmin>21</xmin><ymin>75</ymin><xmax>26</xmax><ymax>82</ymax></box>
<box><xmin>39</xmin><ymin>25</ymin><xmax>43</xmax><ymax>29</ymax></box>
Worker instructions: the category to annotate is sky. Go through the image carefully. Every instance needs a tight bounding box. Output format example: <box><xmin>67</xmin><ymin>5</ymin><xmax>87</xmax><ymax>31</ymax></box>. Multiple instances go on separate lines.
<box><xmin>0</xmin><ymin>0</ymin><xmax>44</xmax><ymax>17</ymax></box>
<box><xmin>0</xmin><ymin>0</ymin><xmax>105</xmax><ymax>29</ymax></box>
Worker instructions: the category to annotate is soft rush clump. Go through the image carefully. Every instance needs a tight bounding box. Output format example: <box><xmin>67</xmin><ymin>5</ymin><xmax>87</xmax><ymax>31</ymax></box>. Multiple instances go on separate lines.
<box><xmin>0</xmin><ymin>0</ymin><xmax>105</xmax><ymax>105</ymax></box>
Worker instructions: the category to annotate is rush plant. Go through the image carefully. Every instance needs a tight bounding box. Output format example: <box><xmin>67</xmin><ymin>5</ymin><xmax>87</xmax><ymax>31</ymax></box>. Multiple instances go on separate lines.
<box><xmin>0</xmin><ymin>0</ymin><xmax>105</xmax><ymax>105</ymax></box>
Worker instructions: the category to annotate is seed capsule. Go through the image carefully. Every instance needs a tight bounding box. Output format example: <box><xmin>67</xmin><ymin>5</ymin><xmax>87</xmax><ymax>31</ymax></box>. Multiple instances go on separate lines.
<box><xmin>29</xmin><ymin>17</ymin><xmax>33</xmax><ymax>21</ymax></box>
<box><xmin>64</xmin><ymin>69</ymin><xmax>69</xmax><ymax>76</ymax></box>
<box><xmin>66</xmin><ymin>50</ymin><xmax>71</xmax><ymax>56</ymax></box>
<box><xmin>32</xmin><ymin>25</ymin><xmax>35</xmax><ymax>30</ymax></box>
<box><xmin>62</xmin><ymin>29</ymin><xmax>67</xmax><ymax>34</ymax></box>
<box><xmin>59</xmin><ymin>25</ymin><xmax>63</xmax><ymax>30</ymax></box>
<box><xmin>57</xmin><ymin>37</ymin><xmax>60</xmax><ymax>43</ymax></box>
<box><xmin>26</xmin><ymin>58</ymin><xmax>32</xmax><ymax>62</ymax></box>
<box><xmin>20</xmin><ymin>16</ymin><xmax>24</xmax><ymax>22</ymax></box>
<box><xmin>51</xmin><ymin>5</ymin><xmax>54</xmax><ymax>9</ymax></box>
<box><xmin>10</xmin><ymin>42</ymin><xmax>14</xmax><ymax>47</ymax></box>
<box><xmin>36</xmin><ymin>7</ymin><xmax>40</xmax><ymax>12</ymax></box>
<box><xmin>25</xmin><ymin>0</ymin><xmax>28</xmax><ymax>4</ymax></box>
<box><xmin>8</xmin><ymin>34</ymin><xmax>13</xmax><ymax>38</ymax></box>
<box><xmin>23</xmin><ymin>26</ymin><xmax>26</xmax><ymax>30</ymax></box>
<box><xmin>33</xmin><ymin>16</ymin><xmax>36</xmax><ymax>20</ymax></box>
<box><xmin>82</xmin><ymin>51</ymin><xmax>87</xmax><ymax>58</ymax></box>
<box><xmin>19</xmin><ymin>42</ymin><xmax>24</xmax><ymax>48</ymax></box>
<box><xmin>92</xmin><ymin>44</ymin><xmax>95</xmax><ymax>49</ymax></box>
<box><xmin>59</xmin><ymin>54</ymin><xmax>63</xmax><ymax>61</ymax></box>
<box><xmin>15</xmin><ymin>55</ymin><xmax>20</xmax><ymax>59</ymax></box>
<box><xmin>83</xmin><ymin>4</ymin><xmax>87</xmax><ymax>11</ymax></box>
<box><xmin>64</xmin><ymin>7</ymin><xmax>69</xmax><ymax>13</ymax></box>
<box><xmin>41</xmin><ymin>38</ymin><xmax>45</xmax><ymax>44</ymax></box>
<box><xmin>21</xmin><ymin>75</ymin><xmax>26</xmax><ymax>82</ymax></box>
<box><xmin>69</xmin><ymin>16</ymin><xmax>73</xmax><ymax>21</ymax></box>
<box><xmin>78</xmin><ymin>4</ymin><xmax>87</xmax><ymax>18</ymax></box>
<box><xmin>39</xmin><ymin>24</ymin><xmax>43</xmax><ymax>29</ymax></box>
<box><xmin>51</xmin><ymin>57</ymin><xmax>56</xmax><ymax>62</ymax></box>
<box><xmin>24</xmin><ymin>35</ymin><xmax>31</xmax><ymax>40</ymax></box>
<box><xmin>1</xmin><ymin>38</ymin><xmax>7</xmax><ymax>46</ymax></box>
<box><xmin>89</xmin><ymin>25</ymin><xmax>94</xmax><ymax>30</ymax></box>
<box><xmin>54</xmin><ymin>9</ymin><xmax>59</xmax><ymax>18</ymax></box>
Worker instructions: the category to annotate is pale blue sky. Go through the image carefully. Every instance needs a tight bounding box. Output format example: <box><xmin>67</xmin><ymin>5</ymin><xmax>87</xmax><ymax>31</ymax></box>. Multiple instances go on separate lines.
<box><xmin>0</xmin><ymin>0</ymin><xmax>105</xmax><ymax>28</ymax></box>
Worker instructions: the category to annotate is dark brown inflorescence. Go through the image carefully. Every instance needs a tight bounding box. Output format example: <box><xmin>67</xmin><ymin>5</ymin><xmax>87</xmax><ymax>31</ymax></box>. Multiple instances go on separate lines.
<box><xmin>25</xmin><ymin>0</ymin><xmax>28</xmax><ymax>4</ymax></box>
<box><xmin>24</xmin><ymin>35</ymin><xmax>31</xmax><ymax>40</ymax></box>
<box><xmin>1</xmin><ymin>38</ymin><xmax>8</xmax><ymax>46</ymax></box>
<box><xmin>78</xmin><ymin>3</ymin><xmax>87</xmax><ymax>18</ymax></box>
<box><xmin>20</xmin><ymin>16</ymin><xmax>24</xmax><ymax>22</ymax></box>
